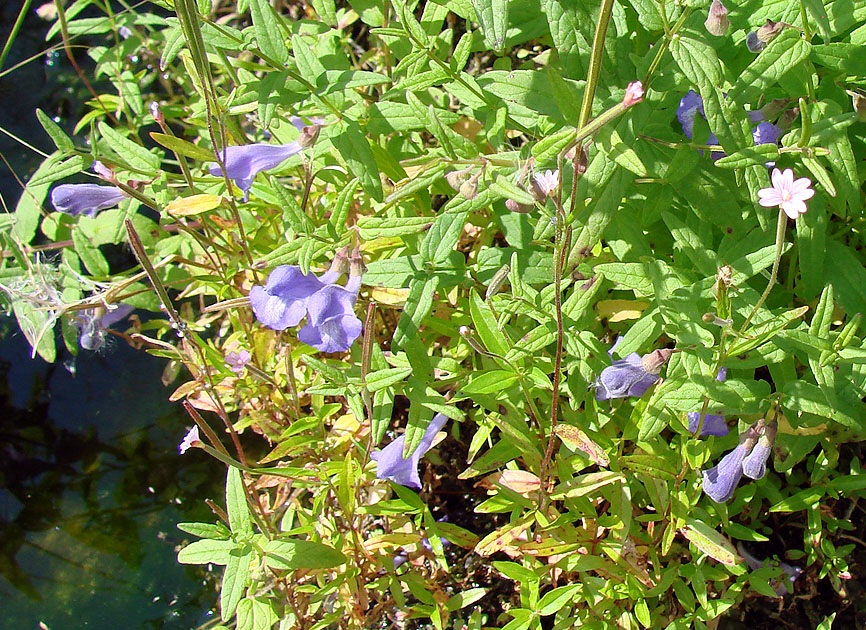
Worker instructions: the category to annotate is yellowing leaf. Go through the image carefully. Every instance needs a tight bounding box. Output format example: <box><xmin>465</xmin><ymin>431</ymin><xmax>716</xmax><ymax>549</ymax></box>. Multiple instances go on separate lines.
<box><xmin>680</xmin><ymin>520</ymin><xmax>741</xmax><ymax>565</ymax></box>
<box><xmin>165</xmin><ymin>194</ymin><xmax>223</xmax><ymax>216</ymax></box>
<box><xmin>370</xmin><ymin>287</ymin><xmax>410</xmax><ymax>305</ymax></box>
<box><xmin>597</xmin><ymin>299</ymin><xmax>650</xmax><ymax>322</ymax></box>
<box><xmin>554</xmin><ymin>424</ymin><xmax>610</xmax><ymax>466</ymax></box>
<box><xmin>478</xmin><ymin>470</ymin><xmax>540</xmax><ymax>495</ymax></box>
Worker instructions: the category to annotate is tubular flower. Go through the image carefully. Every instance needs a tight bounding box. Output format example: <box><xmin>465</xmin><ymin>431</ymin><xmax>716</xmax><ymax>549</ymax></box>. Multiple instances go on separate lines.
<box><xmin>757</xmin><ymin>168</ymin><xmax>815</xmax><ymax>219</ymax></box>
<box><xmin>208</xmin><ymin>117</ymin><xmax>322</xmax><ymax>199</ymax></box>
<box><xmin>742</xmin><ymin>419</ymin><xmax>777</xmax><ymax>479</ymax></box>
<box><xmin>687</xmin><ymin>368</ymin><xmax>730</xmax><ymax>437</ymax></box>
<box><xmin>249</xmin><ymin>265</ymin><xmax>339</xmax><ymax>331</ymax></box>
<box><xmin>371</xmin><ymin>412</ymin><xmax>450</xmax><ymax>489</ymax></box>
<box><xmin>297</xmin><ymin>275</ymin><xmax>363</xmax><ymax>353</ymax></box>
<box><xmin>593</xmin><ymin>338</ymin><xmax>672</xmax><ymax>401</ymax></box>
<box><xmin>676</xmin><ymin>90</ymin><xmax>782</xmax><ymax>160</ymax></box>
<box><xmin>77</xmin><ymin>304</ymin><xmax>134</xmax><ymax>351</ymax></box>
<box><xmin>50</xmin><ymin>183</ymin><xmax>127</xmax><ymax>217</ymax></box>
<box><xmin>179</xmin><ymin>426</ymin><xmax>202</xmax><ymax>454</ymax></box>
<box><xmin>702</xmin><ymin>424</ymin><xmax>761</xmax><ymax>503</ymax></box>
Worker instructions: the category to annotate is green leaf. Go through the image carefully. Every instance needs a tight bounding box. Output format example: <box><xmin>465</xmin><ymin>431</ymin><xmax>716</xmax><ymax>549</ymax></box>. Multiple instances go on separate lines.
<box><xmin>291</xmin><ymin>34</ymin><xmax>326</xmax><ymax>84</ymax></box>
<box><xmin>72</xmin><ymin>229</ymin><xmax>109</xmax><ymax>277</ymax></box>
<box><xmin>149</xmin><ymin>132</ymin><xmax>215</xmax><ymax>161</ymax></box>
<box><xmin>728</xmin><ymin>29</ymin><xmax>811</xmax><ymax>106</ymax></box>
<box><xmin>357</xmin><ymin>215</ymin><xmax>431</xmax><ymax>240</ymax></box>
<box><xmin>680</xmin><ymin>520</ymin><xmax>741</xmax><ymax>566</ymax></box>
<box><xmin>470</xmin><ymin>289</ymin><xmax>510</xmax><ymax>355</ymax></box>
<box><xmin>727</xmin><ymin>306</ymin><xmax>810</xmax><ymax>356</ymax></box>
<box><xmin>768</xmin><ymin>487</ymin><xmax>824</xmax><ymax>513</ymax></box>
<box><xmin>250</xmin><ymin>0</ymin><xmax>288</xmax><ymax>63</ymax></box>
<box><xmin>97</xmin><ymin>122</ymin><xmax>162</xmax><ymax>174</ymax></box>
<box><xmin>714</xmin><ymin>144</ymin><xmax>780</xmax><ymax>169</ymax></box>
<box><xmin>472</xmin><ymin>0</ymin><xmax>508</xmax><ymax>52</ymax></box>
<box><xmin>310</xmin><ymin>0</ymin><xmax>337</xmax><ymax>25</ymax></box>
<box><xmin>782</xmin><ymin>380</ymin><xmax>861</xmax><ymax>428</ymax></box>
<box><xmin>462</xmin><ymin>370</ymin><xmax>520</xmax><ymax>394</ymax></box>
<box><xmin>330</xmin><ymin>121</ymin><xmax>383</xmax><ymax>202</ymax></box>
<box><xmin>177</xmin><ymin>539</ymin><xmax>237</xmax><ymax>565</ymax></box>
<box><xmin>489</xmin><ymin>174</ymin><xmax>536</xmax><ymax>206</ymax></box>
<box><xmin>221</xmin><ymin>547</ymin><xmax>252</xmax><ymax>621</ymax></box>
<box><xmin>226</xmin><ymin>467</ymin><xmax>252</xmax><ymax>537</ymax></box>
<box><xmin>262</xmin><ymin>539</ymin><xmax>346</xmax><ymax>569</ymax></box>
<box><xmin>392</xmin><ymin>274</ymin><xmax>439</xmax><ymax>350</ymax></box>
<box><xmin>320</xmin><ymin>69</ymin><xmax>390</xmax><ymax>93</ymax></box>
<box><xmin>654</xmin><ymin>377</ymin><xmax>770</xmax><ymax>414</ymax></box>
<box><xmin>536</xmin><ymin>584</ymin><xmax>580</xmax><ymax>616</ymax></box>
<box><xmin>365</xmin><ymin>367</ymin><xmax>412</xmax><ymax>392</ymax></box>
<box><xmin>802</xmin><ymin>0</ymin><xmax>832</xmax><ymax>42</ymax></box>
<box><xmin>177</xmin><ymin>521</ymin><xmax>231</xmax><ymax>539</ymax></box>
<box><xmin>36</xmin><ymin>109</ymin><xmax>74</xmax><ymax>153</ymax></box>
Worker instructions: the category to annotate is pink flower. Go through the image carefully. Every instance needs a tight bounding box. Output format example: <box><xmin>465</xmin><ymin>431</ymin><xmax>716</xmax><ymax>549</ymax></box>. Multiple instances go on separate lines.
<box><xmin>622</xmin><ymin>81</ymin><xmax>645</xmax><ymax>108</ymax></box>
<box><xmin>757</xmin><ymin>168</ymin><xmax>815</xmax><ymax>219</ymax></box>
<box><xmin>532</xmin><ymin>169</ymin><xmax>559</xmax><ymax>198</ymax></box>
<box><xmin>179</xmin><ymin>426</ymin><xmax>202</xmax><ymax>454</ymax></box>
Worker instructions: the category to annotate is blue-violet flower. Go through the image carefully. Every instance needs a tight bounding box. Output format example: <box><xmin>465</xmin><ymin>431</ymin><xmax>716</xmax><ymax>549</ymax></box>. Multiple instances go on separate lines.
<box><xmin>676</xmin><ymin>90</ymin><xmax>782</xmax><ymax>160</ymax></box>
<box><xmin>51</xmin><ymin>183</ymin><xmax>127</xmax><ymax>218</ymax></box>
<box><xmin>687</xmin><ymin>368</ymin><xmax>730</xmax><ymax>436</ymax></box>
<box><xmin>594</xmin><ymin>337</ymin><xmax>672</xmax><ymax>401</ymax></box>
<box><xmin>208</xmin><ymin>117</ymin><xmax>321</xmax><ymax>199</ymax></box>
<box><xmin>371</xmin><ymin>412</ymin><xmax>449</xmax><ymax>489</ymax></box>
<box><xmin>77</xmin><ymin>303</ymin><xmax>134</xmax><ymax>351</ymax></box>
<box><xmin>249</xmin><ymin>265</ymin><xmax>341</xmax><ymax>331</ymax></box>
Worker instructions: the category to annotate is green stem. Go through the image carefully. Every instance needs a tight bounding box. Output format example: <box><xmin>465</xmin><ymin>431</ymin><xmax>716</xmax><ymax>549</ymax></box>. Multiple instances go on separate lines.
<box><xmin>740</xmin><ymin>209</ymin><xmax>787</xmax><ymax>333</ymax></box>
<box><xmin>0</xmin><ymin>0</ymin><xmax>33</xmax><ymax>72</ymax></box>
<box><xmin>577</xmin><ymin>0</ymin><xmax>615</xmax><ymax>129</ymax></box>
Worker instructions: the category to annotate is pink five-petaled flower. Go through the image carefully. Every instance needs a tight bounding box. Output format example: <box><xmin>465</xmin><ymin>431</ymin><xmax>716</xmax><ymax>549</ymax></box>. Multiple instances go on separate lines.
<box><xmin>758</xmin><ymin>168</ymin><xmax>815</xmax><ymax>219</ymax></box>
<box><xmin>179</xmin><ymin>426</ymin><xmax>203</xmax><ymax>454</ymax></box>
<box><xmin>225</xmin><ymin>349</ymin><xmax>251</xmax><ymax>374</ymax></box>
<box><xmin>532</xmin><ymin>169</ymin><xmax>560</xmax><ymax>198</ymax></box>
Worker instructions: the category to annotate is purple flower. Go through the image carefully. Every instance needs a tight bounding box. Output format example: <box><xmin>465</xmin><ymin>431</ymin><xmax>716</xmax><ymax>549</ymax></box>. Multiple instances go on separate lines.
<box><xmin>50</xmin><ymin>184</ymin><xmax>126</xmax><ymax>217</ymax></box>
<box><xmin>77</xmin><ymin>304</ymin><xmax>134</xmax><ymax>351</ymax></box>
<box><xmin>208</xmin><ymin>143</ymin><xmax>303</xmax><ymax>198</ymax></box>
<box><xmin>208</xmin><ymin>117</ymin><xmax>322</xmax><ymax>199</ymax></box>
<box><xmin>742</xmin><ymin>443</ymin><xmax>772</xmax><ymax>479</ymax></box>
<box><xmin>297</xmin><ymin>276</ymin><xmax>362</xmax><ymax>353</ymax></box>
<box><xmin>371</xmin><ymin>412</ymin><xmax>449</xmax><ymax>489</ymax></box>
<box><xmin>676</xmin><ymin>90</ymin><xmax>783</xmax><ymax>160</ymax></box>
<box><xmin>702</xmin><ymin>442</ymin><xmax>750</xmax><ymax>503</ymax></box>
<box><xmin>179</xmin><ymin>426</ymin><xmax>202</xmax><ymax>454</ymax></box>
<box><xmin>687</xmin><ymin>368</ymin><xmax>730</xmax><ymax>436</ymax></box>
<box><xmin>593</xmin><ymin>338</ymin><xmax>669</xmax><ymax>401</ymax></box>
<box><xmin>249</xmin><ymin>265</ymin><xmax>339</xmax><ymax>331</ymax></box>
<box><xmin>225</xmin><ymin>349</ymin><xmax>251</xmax><ymax>374</ymax></box>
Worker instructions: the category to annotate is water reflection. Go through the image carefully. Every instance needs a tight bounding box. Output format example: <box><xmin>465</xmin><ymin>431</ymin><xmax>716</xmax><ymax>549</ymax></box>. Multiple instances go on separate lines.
<box><xmin>0</xmin><ymin>318</ymin><xmax>220</xmax><ymax>629</ymax></box>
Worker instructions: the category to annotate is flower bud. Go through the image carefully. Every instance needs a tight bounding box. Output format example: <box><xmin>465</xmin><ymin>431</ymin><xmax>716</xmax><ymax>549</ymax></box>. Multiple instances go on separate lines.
<box><xmin>852</xmin><ymin>93</ymin><xmax>866</xmax><ymax>122</ymax></box>
<box><xmin>622</xmin><ymin>81</ymin><xmax>645</xmax><ymax>108</ymax></box>
<box><xmin>640</xmin><ymin>348</ymin><xmax>673</xmax><ymax>374</ymax></box>
<box><xmin>505</xmin><ymin>198</ymin><xmax>532</xmax><ymax>213</ymax></box>
<box><xmin>745</xmin><ymin>31</ymin><xmax>766</xmax><ymax>53</ymax></box>
<box><xmin>459</xmin><ymin>170</ymin><xmax>480</xmax><ymax>199</ymax></box>
<box><xmin>297</xmin><ymin>124</ymin><xmax>321</xmax><ymax>148</ymax></box>
<box><xmin>704</xmin><ymin>0</ymin><xmax>729</xmax><ymax>36</ymax></box>
<box><xmin>756</xmin><ymin>19</ymin><xmax>786</xmax><ymax>43</ymax></box>
<box><xmin>445</xmin><ymin>166</ymin><xmax>473</xmax><ymax>190</ymax></box>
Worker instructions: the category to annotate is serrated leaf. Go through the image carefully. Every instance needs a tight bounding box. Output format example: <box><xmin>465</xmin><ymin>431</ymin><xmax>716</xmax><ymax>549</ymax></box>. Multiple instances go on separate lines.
<box><xmin>221</xmin><ymin>547</ymin><xmax>252</xmax><ymax>621</ymax></box>
<box><xmin>357</xmin><ymin>215</ymin><xmax>431</xmax><ymax>240</ymax></box>
<box><xmin>97</xmin><ymin>122</ymin><xmax>162</xmax><ymax>174</ymax></box>
<box><xmin>470</xmin><ymin>289</ymin><xmax>510</xmax><ymax>355</ymax></box>
<box><xmin>365</xmin><ymin>367</ymin><xmax>412</xmax><ymax>392</ymax></box>
<box><xmin>250</xmin><ymin>0</ymin><xmax>288</xmax><ymax>63</ymax></box>
<box><xmin>36</xmin><ymin>109</ymin><xmax>74</xmax><ymax>153</ymax></box>
<box><xmin>331</xmin><ymin>121</ymin><xmax>383</xmax><ymax>202</ymax></box>
<box><xmin>472</xmin><ymin>0</ymin><xmax>507</xmax><ymax>52</ymax></box>
<box><xmin>728</xmin><ymin>29</ymin><xmax>811</xmax><ymax>106</ymax></box>
<box><xmin>714</xmin><ymin>144</ymin><xmax>780</xmax><ymax>169</ymax></box>
<box><xmin>462</xmin><ymin>370</ymin><xmax>520</xmax><ymax>394</ymax></box>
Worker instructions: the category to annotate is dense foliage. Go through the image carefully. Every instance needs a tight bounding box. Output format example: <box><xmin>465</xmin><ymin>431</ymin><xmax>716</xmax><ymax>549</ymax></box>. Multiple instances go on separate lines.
<box><xmin>3</xmin><ymin>0</ymin><xmax>866</xmax><ymax>627</ymax></box>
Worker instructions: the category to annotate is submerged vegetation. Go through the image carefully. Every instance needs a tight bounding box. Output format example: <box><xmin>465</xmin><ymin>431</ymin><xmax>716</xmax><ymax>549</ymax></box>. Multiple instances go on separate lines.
<box><xmin>3</xmin><ymin>0</ymin><xmax>866</xmax><ymax>627</ymax></box>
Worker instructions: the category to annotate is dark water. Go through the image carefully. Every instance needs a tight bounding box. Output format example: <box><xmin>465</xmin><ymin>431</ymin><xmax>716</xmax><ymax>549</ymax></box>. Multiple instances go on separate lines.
<box><xmin>0</xmin><ymin>321</ymin><xmax>219</xmax><ymax>629</ymax></box>
<box><xmin>1</xmin><ymin>7</ymin><xmax>218</xmax><ymax>626</ymax></box>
